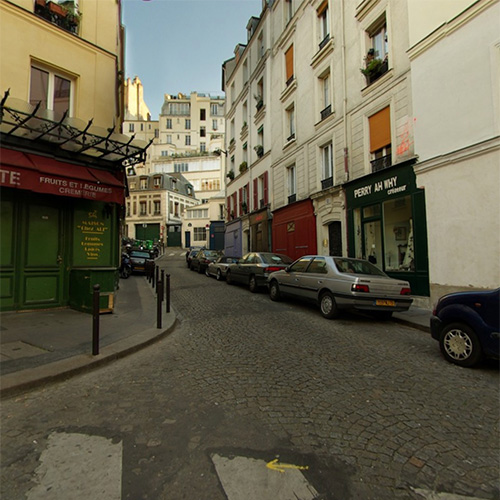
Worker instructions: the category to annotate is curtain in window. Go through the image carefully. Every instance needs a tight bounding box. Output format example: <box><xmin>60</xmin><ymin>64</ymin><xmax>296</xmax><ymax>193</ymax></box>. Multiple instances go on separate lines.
<box><xmin>369</xmin><ymin>106</ymin><xmax>391</xmax><ymax>153</ymax></box>
<box><xmin>285</xmin><ymin>45</ymin><xmax>294</xmax><ymax>82</ymax></box>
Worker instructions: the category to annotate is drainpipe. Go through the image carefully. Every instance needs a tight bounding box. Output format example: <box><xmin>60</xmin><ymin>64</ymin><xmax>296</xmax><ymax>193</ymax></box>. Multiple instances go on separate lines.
<box><xmin>340</xmin><ymin>0</ymin><xmax>349</xmax><ymax>181</ymax></box>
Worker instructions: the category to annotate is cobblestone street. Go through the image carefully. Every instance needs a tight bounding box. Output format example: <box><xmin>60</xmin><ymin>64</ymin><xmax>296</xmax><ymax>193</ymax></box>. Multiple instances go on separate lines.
<box><xmin>1</xmin><ymin>252</ymin><xmax>499</xmax><ymax>500</ymax></box>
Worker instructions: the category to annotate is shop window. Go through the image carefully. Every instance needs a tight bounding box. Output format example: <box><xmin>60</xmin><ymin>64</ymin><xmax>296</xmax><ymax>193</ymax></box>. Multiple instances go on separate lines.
<box><xmin>383</xmin><ymin>196</ymin><xmax>414</xmax><ymax>272</ymax></box>
<box><xmin>369</xmin><ymin>107</ymin><xmax>391</xmax><ymax>172</ymax></box>
<box><xmin>30</xmin><ymin>65</ymin><xmax>72</xmax><ymax>116</ymax></box>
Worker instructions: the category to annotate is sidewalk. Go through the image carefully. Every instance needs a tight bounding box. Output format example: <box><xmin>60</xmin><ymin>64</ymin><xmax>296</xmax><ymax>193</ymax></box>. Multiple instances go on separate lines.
<box><xmin>0</xmin><ymin>274</ymin><xmax>176</xmax><ymax>398</ymax></box>
<box><xmin>0</xmin><ymin>271</ymin><xmax>431</xmax><ymax>398</ymax></box>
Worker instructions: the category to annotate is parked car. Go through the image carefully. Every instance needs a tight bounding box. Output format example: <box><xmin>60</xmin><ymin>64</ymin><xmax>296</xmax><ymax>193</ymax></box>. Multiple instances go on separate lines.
<box><xmin>190</xmin><ymin>249</ymin><xmax>223</xmax><ymax>274</ymax></box>
<box><xmin>186</xmin><ymin>247</ymin><xmax>204</xmax><ymax>268</ymax></box>
<box><xmin>206</xmin><ymin>256</ymin><xmax>240</xmax><ymax>280</ymax></box>
<box><xmin>226</xmin><ymin>252</ymin><xmax>294</xmax><ymax>292</ymax></box>
<box><xmin>129</xmin><ymin>250</ymin><xmax>154</xmax><ymax>274</ymax></box>
<box><xmin>267</xmin><ymin>255</ymin><xmax>413</xmax><ymax>319</ymax></box>
<box><xmin>430</xmin><ymin>288</ymin><xmax>500</xmax><ymax>367</ymax></box>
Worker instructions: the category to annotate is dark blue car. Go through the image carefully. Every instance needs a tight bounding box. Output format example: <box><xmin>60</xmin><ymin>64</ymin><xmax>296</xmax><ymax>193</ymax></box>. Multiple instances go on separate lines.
<box><xmin>430</xmin><ymin>288</ymin><xmax>500</xmax><ymax>367</ymax></box>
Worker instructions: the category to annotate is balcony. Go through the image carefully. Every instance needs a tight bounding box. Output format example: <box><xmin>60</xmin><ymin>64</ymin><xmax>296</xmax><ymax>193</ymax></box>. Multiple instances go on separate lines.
<box><xmin>321</xmin><ymin>177</ymin><xmax>333</xmax><ymax>190</ymax></box>
<box><xmin>34</xmin><ymin>0</ymin><xmax>81</xmax><ymax>35</ymax></box>
<box><xmin>320</xmin><ymin>105</ymin><xmax>332</xmax><ymax>121</ymax></box>
<box><xmin>319</xmin><ymin>35</ymin><xmax>330</xmax><ymax>51</ymax></box>
<box><xmin>362</xmin><ymin>59</ymin><xmax>389</xmax><ymax>86</ymax></box>
<box><xmin>371</xmin><ymin>154</ymin><xmax>392</xmax><ymax>173</ymax></box>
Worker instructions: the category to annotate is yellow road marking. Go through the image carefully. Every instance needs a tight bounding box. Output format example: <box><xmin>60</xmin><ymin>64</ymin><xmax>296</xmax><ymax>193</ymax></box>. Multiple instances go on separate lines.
<box><xmin>266</xmin><ymin>458</ymin><xmax>309</xmax><ymax>473</ymax></box>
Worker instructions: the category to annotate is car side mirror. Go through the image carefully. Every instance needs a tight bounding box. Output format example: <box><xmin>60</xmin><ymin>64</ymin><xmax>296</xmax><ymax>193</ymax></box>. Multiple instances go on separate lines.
<box><xmin>285</xmin><ymin>266</ymin><xmax>291</xmax><ymax>273</ymax></box>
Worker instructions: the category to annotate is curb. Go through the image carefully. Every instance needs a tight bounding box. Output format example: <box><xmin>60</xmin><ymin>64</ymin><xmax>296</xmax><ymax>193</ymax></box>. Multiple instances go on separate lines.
<box><xmin>0</xmin><ymin>317</ymin><xmax>178</xmax><ymax>400</ymax></box>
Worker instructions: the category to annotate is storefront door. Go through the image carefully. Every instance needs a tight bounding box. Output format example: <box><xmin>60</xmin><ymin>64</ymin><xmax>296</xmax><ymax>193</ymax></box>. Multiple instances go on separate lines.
<box><xmin>1</xmin><ymin>192</ymin><xmax>67</xmax><ymax>310</ymax></box>
<box><xmin>363</xmin><ymin>220</ymin><xmax>382</xmax><ymax>269</ymax></box>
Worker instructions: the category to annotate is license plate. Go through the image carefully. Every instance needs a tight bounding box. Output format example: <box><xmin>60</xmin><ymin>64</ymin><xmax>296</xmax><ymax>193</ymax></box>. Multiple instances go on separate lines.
<box><xmin>375</xmin><ymin>299</ymin><xmax>395</xmax><ymax>307</ymax></box>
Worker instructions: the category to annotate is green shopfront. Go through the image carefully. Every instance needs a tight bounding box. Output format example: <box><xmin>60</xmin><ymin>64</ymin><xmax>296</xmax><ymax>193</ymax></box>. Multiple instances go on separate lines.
<box><xmin>345</xmin><ymin>162</ymin><xmax>429</xmax><ymax>297</ymax></box>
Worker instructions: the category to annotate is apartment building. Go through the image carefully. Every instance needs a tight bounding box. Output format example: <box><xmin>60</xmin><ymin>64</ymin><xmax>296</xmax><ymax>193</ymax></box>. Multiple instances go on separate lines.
<box><xmin>0</xmin><ymin>0</ymin><xmax>146</xmax><ymax>312</ymax></box>
<box><xmin>123</xmin><ymin>90</ymin><xmax>226</xmax><ymax>247</ymax></box>
<box><xmin>125</xmin><ymin>173</ymin><xmax>198</xmax><ymax>247</ymax></box>
<box><xmin>408</xmin><ymin>0</ymin><xmax>500</xmax><ymax>301</ymax></box>
<box><xmin>223</xmin><ymin>0</ymin><xmax>430</xmax><ymax>297</ymax></box>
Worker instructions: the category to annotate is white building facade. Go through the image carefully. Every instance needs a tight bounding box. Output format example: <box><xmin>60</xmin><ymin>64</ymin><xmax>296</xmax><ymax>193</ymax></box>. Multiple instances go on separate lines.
<box><xmin>408</xmin><ymin>0</ymin><xmax>500</xmax><ymax>301</ymax></box>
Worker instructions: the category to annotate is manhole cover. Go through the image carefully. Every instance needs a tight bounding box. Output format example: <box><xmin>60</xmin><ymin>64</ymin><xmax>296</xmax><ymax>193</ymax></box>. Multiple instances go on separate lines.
<box><xmin>0</xmin><ymin>341</ymin><xmax>49</xmax><ymax>361</ymax></box>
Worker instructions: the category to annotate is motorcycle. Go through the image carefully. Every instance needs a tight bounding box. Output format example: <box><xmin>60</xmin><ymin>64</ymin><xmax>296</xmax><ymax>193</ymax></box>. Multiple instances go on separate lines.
<box><xmin>119</xmin><ymin>253</ymin><xmax>132</xmax><ymax>279</ymax></box>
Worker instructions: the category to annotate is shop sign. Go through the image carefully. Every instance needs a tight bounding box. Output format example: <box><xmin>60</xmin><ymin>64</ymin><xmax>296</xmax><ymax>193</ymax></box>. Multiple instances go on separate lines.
<box><xmin>346</xmin><ymin>165</ymin><xmax>416</xmax><ymax>206</ymax></box>
<box><xmin>73</xmin><ymin>206</ymin><xmax>111</xmax><ymax>265</ymax></box>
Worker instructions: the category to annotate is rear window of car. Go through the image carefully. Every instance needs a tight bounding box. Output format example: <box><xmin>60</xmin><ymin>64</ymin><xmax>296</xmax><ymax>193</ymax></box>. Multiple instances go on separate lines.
<box><xmin>261</xmin><ymin>254</ymin><xmax>293</xmax><ymax>265</ymax></box>
<box><xmin>334</xmin><ymin>258</ymin><xmax>386</xmax><ymax>276</ymax></box>
<box><xmin>131</xmin><ymin>251</ymin><xmax>150</xmax><ymax>259</ymax></box>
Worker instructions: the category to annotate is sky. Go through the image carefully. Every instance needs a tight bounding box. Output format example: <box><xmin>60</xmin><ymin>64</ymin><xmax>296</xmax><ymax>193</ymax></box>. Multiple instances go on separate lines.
<box><xmin>121</xmin><ymin>0</ymin><xmax>262</xmax><ymax>117</ymax></box>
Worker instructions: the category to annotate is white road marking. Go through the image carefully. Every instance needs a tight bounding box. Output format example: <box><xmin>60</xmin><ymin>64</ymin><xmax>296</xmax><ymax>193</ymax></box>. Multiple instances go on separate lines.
<box><xmin>27</xmin><ymin>432</ymin><xmax>122</xmax><ymax>500</ymax></box>
<box><xmin>212</xmin><ymin>454</ymin><xmax>318</xmax><ymax>500</ymax></box>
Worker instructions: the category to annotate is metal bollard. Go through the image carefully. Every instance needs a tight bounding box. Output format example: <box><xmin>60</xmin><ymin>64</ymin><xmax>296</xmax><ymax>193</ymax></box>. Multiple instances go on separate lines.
<box><xmin>155</xmin><ymin>265</ymin><xmax>160</xmax><ymax>292</ymax></box>
<box><xmin>156</xmin><ymin>279</ymin><xmax>163</xmax><ymax>329</ymax></box>
<box><xmin>166</xmin><ymin>274</ymin><xmax>171</xmax><ymax>313</ymax></box>
<box><xmin>92</xmin><ymin>284</ymin><xmax>100</xmax><ymax>355</ymax></box>
<box><xmin>161</xmin><ymin>269</ymin><xmax>165</xmax><ymax>298</ymax></box>
<box><xmin>152</xmin><ymin>263</ymin><xmax>156</xmax><ymax>288</ymax></box>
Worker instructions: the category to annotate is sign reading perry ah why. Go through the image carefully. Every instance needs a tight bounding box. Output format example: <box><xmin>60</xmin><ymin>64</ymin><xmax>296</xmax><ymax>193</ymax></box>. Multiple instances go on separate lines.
<box><xmin>346</xmin><ymin>164</ymin><xmax>417</xmax><ymax>206</ymax></box>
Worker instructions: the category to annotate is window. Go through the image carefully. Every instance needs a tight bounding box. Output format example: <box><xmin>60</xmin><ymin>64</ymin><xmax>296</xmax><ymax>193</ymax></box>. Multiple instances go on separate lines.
<box><xmin>308</xmin><ymin>257</ymin><xmax>328</xmax><ymax>274</ymax></box>
<box><xmin>258</xmin><ymin>32</ymin><xmax>265</xmax><ymax>58</ymax></box>
<box><xmin>140</xmin><ymin>177</ymin><xmax>148</xmax><ymax>190</ymax></box>
<box><xmin>287</xmin><ymin>165</ymin><xmax>296</xmax><ymax>203</ymax></box>
<box><xmin>285</xmin><ymin>0</ymin><xmax>293</xmax><ymax>23</ymax></box>
<box><xmin>140</xmin><ymin>123</ymin><xmax>144</xmax><ymax>131</ymax></box>
<box><xmin>200</xmin><ymin>126</ymin><xmax>206</xmax><ymax>138</ymax></box>
<box><xmin>166</xmin><ymin>119</ymin><xmax>172</xmax><ymax>129</ymax></box>
<box><xmin>166</xmin><ymin>135</ymin><xmax>172</xmax><ymax>144</ymax></box>
<box><xmin>286</xmin><ymin>105</ymin><xmax>295</xmax><ymax>142</ymax></box>
<box><xmin>363</xmin><ymin>17</ymin><xmax>389</xmax><ymax>84</ymax></box>
<box><xmin>185</xmin><ymin>119</ymin><xmax>191</xmax><ymax>130</ymax></box>
<box><xmin>256</xmin><ymin>78</ymin><xmax>264</xmax><ymax>110</ymax></box>
<box><xmin>211</xmin><ymin>103</ymin><xmax>219</xmax><ymax>115</ymax></box>
<box><xmin>30</xmin><ymin>66</ymin><xmax>72</xmax><ymax>116</ymax></box>
<box><xmin>212</xmin><ymin>119</ymin><xmax>218</xmax><ymax>130</ymax></box>
<box><xmin>200</xmin><ymin>109</ymin><xmax>206</xmax><ymax>121</ymax></box>
<box><xmin>243</xmin><ymin>60</ymin><xmax>249</xmax><ymax>83</ymax></box>
<box><xmin>253</xmin><ymin>171</ymin><xmax>268</xmax><ymax>209</ymax></box>
<box><xmin>164</xmin><ymin>102</ymin><xmax>190</xmax><ymax>115</ymax></box>
<box><xmin>370</xmin><ymin>20</ymin><xmax>388</xmax><ymax>61</ymax></box>
<box><xmin>193</xmin><ymin>227</ymin><xmax>207</xmax><ymax>241</ymax></box>
<box><xmin>200</xmin><ymin>142</ymin><xmax>206</xmax><ymax>152</ymax></box>
<box><xmin>139</xmin><ymin>201</ymin><xmax>147</xmax><ymax>215</ymax></box>
<box><xmin>285</xmin><ymin>45</ymin><xmax>294</xmax><ymax>86</ymax></box>
<box><xmin>185</xmin><ymin>135</ymin><xmax>191</xmax><ymax>146</ymax></box>
<box><xmin>153</xmin><ymin>200</ymin><xmax>161</xmax><ymax>214</ymax></box>
<box><xmin>129</xmin><ymin>123</ymin><xmax>134</xmax><ymax>132</ymax></box>
<box><xmin>153</xmin><ymin>177</ymin><xmax>162</xmax><ymax>188</ymax></box>
<box><xmin>320</xmin><ymin>72</ymin><xmax>332</xmax><ymax>120</ymax></box>
<box><xmin>369</xmin><ymin>106</ymin><xmax>391</xmax><ymax>172</ymax></box>
<box><xmin>256</xmin><ymin>125</ymin><xmax>264</xmax><ymax>158</ymax></box>
<box><xmin>317</xmin><ymin>1</ymin><xmax>329</xmax><ymax>49</ymax></box>
<box><xmin>321</xmin><ymin>142</ymin><xmax>333</xmax><ymax>189</ymax></box>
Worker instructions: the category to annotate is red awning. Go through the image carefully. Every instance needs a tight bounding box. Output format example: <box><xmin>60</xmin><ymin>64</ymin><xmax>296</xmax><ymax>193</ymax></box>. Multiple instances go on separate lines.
<box><xmin>0</xmin><ymin>148</ymin><xmax>125</xmax><ymax>204</ymax></box>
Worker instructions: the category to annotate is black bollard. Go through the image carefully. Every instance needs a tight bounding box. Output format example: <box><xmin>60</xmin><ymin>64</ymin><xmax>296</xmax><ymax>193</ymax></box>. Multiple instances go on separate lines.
<box><xmin>92</xmin><ymin>284</ymin><xmax>100</xmax><ymax>355</ymax></box>
<box><xmin>166</xmin><ymin>274</ymin><xmax>171</xmax><ymax>313</ymax></box>
<box><xmin>161</xmin><ymin>270</ymin><xmax>165</xmax><ymax>299</ymax></box>
<box><xmin>152</xmin><ymin>263</ymin><xmax>156</xmax><ymax>288</ymax></box>
<box><xmin>157</xmin><ymin>279</ymin><xmax>163</xmax><ymax>329</ymax></box>
<box><xmin>155</xmin><ymin>265</ymin><xmax>160</xmax><ymax>293</ymax></box>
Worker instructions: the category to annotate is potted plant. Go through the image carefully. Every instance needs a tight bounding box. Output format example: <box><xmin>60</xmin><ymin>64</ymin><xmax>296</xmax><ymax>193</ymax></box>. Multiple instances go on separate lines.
<box><xmin>360</xmin><ymin>50</ymin><xmax>388</xmax><ymax>84</ymax></box>
<box><xmin>239</xmin><ymin>161</ymin><xmax>248</xmax><ymax>173</ymax></box>
<box><xmin>254</xmin><ymin>145</ymin><xmax>264</xmax><ymax>158</ymax></box>
<box><xmin>226</xmin><ymin>170</ymin><xmax>235</xmax><ymax>181</ymax></box>
<box><xmin>254</xmin><ymin>94</ymin><xmax>263</xmax><ymax>110</ymax></box>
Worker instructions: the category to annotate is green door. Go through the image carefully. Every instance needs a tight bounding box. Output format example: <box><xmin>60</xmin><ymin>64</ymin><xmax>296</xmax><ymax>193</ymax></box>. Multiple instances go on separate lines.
<box><xmin>0</xmin><ymin>192</ymin><xmax>67</xmax><ymax>310</ymax></box>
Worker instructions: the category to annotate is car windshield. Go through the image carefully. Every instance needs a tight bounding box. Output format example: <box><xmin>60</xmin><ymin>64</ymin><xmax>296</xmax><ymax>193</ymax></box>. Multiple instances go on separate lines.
<box><xmin>333</xmin><ymin>258</ymin><xmax>387</xmax><ymax>276</ymax></box>
<box><xmin>131</xmin><ymin>251</ymin><xmax>150</xmax><ymax>259</ymax></box>
<box><xmin>260</xmin><ymin>254</ymin><xmax>293</xmax><ymax>265</ymax></box>
<box><xmin>205</xmin><ymin>251</ymin><xmax>220</xmax><ymax>257</ymax></box>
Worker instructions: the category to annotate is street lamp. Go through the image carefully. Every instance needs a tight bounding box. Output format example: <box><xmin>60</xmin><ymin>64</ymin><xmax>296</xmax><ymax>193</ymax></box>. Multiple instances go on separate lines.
<box><xmin>213</xmin><ymin>148</ymin><xmax>228</xmax><ymax>157</ymax></box>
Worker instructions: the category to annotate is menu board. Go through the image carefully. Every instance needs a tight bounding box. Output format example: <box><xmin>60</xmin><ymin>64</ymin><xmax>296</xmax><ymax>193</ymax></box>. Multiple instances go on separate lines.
<box><xmin>73</xmin><ymin>204</ymin><xmax>112</xmax><ymax>266</ymax></box>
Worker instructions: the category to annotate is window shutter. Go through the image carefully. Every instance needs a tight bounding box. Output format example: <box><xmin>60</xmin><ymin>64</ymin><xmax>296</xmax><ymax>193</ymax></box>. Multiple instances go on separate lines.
<box><xmin>285</xmin><ymin>45</ymin><xmax>294</xmax><ymax>82</ymax></box>
<box><xmin>239</xmin><ymin>188</ymin><xmax>243</xmax><ymax>216</ymax></box>
<box><xmin>246</xmin><ymin>183</ymin><xmax>250</xmax><ymax>208</ymax></box>
<box><xmin>369</xmin><ymin>106</ymin><xmax>391</xmax><ymax>153</ymax></box>
<box><xmin>253</xmin><ymin>178</ymin><xmax>258</xmax><ymax>210</ymax></box>
<box><xmin>263</xmin><ymin>171</ymin><xmax>269</xmax><ymax>205</ymax></box>
<box><xmin>226</xmin><ymin>196</ymin><xmax>230</xmax><ymax>218</ymax></box>
<box><xmin>317</xmin><ymin>0</ymin><xmax>328</xmax><ymax>16</ymax></box>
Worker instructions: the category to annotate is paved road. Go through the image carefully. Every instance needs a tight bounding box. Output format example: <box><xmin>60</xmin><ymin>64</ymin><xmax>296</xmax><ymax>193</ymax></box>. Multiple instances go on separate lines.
<box><xmin>1</xmin><ymin>252</ymin><xmax>498</xmax><ymax>499</ymax></box>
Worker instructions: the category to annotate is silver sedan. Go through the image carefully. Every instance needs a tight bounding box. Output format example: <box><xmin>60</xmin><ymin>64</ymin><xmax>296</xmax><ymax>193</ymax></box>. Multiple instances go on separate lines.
<box><xmin>267</xmin><ymin>255</ymin><xmax>413</xmax><ymax>319</ymax></box>
<box><xmin>206</xmin><ymin>256</ymin><xmax>239</xmax><ymax>280</ymax></box>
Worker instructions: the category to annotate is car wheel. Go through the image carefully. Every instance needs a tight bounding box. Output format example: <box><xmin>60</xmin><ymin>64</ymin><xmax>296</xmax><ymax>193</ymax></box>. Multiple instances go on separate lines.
<box><xmin>439</xmin><ymin>322</ymin><xmax>482</xmax><ymax>367</ymax></box>
<box><xmin>249</xmin><ymin>275</ymin><xmax>258</xmax><ymax>293</ymax></box>
<box><xmin>319</xmin><ymin>291</ymin><xmax>339</xmax><ymax>319</ymax></box>
<box><xmin>226</xmin><ymin>270</ymin><xmax>233</xmax><ymax>285</ymax></box>
<box><xmin>269</xmin><ymin>280</ymin><xmax>281</xmax><ymax>301</ymax></box>
<box><xmin>205</xmin><ymin>268</ymin><xmax>210</xmax><ymax>277</ymax></box>
<box><xmin>216</xmin><ymin>269</ymin><xmax>222</xmax><ymax>281</ymax></box>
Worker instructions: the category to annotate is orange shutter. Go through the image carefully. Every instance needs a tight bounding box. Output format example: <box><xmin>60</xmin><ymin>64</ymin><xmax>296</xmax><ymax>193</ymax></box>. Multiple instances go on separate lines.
<box><xmin>285</xmin><ymin>45</ymin><xmax>294</xmax><ymax>81</ymax></box>
<box><xmin>317</xmin><ymin>0</ymin><xmax>328</xmax><ymax>16</ymax></box>
<box><xmin>369</xmin><ymin>106</ymin><xmax>391</xmax><ymax>153</ymax></box>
